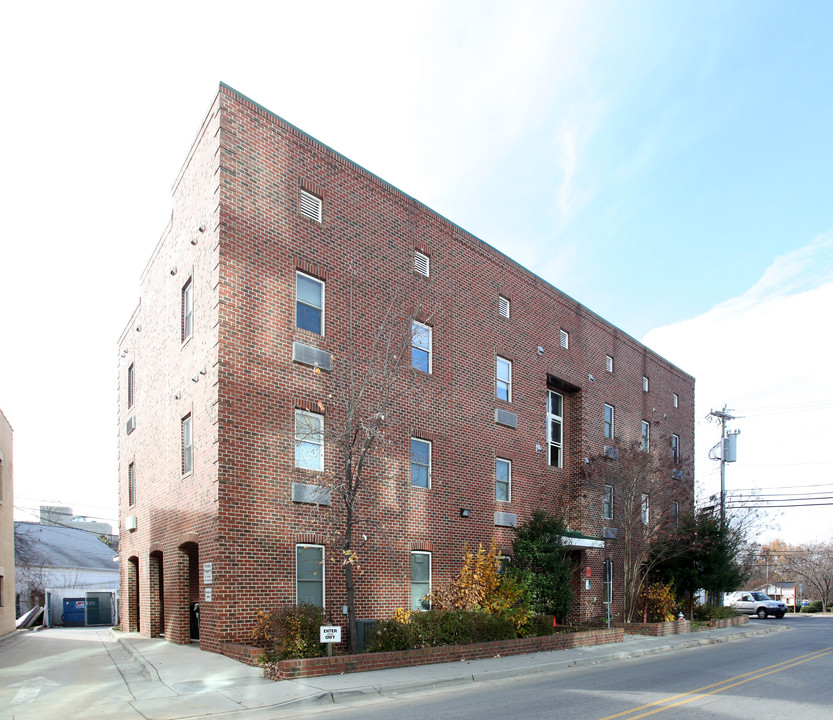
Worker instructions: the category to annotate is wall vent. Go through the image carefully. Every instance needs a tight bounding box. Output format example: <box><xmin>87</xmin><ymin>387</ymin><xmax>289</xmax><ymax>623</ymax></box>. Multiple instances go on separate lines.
<box><xmin>498</xmin><ymin>296</ymin><xmax>510</xmax><ymax>318</ymax></box>
<box><xmin>672</xmin><ymin>469</ymin><xmax>684</xmax><ymax>480</ymax></box>
<box><xmin>292</xmin><ymin>342</ymin><xmax>332</xmax><ymax>371</ymax></box>
<box><xmin>494</xmin><ymin>408</ymin><xmax>518</xmax><ymax>428</ymax></box>
<box><xmin>125</xmin><ymin>416</ymin><xmax>136</xmax><ymax>435</ymax></box>
<box><xmin>560</xmin><ymin>329</ymin><xmax>569</xmax><ymax>349</ymax></box>
<box><xmin>299</xmin><ymin>189</ymin><xmax>322</xmax><ymax>222</ymax></box>
<box><xmin>414</xmin><ymin>251</ymin><xmax>430</xmax><ymax>277</ymax></box>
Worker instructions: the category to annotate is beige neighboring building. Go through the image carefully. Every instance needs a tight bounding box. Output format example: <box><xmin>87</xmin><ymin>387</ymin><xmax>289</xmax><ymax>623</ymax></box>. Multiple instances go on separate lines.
<box><xmin>0</xmin><ymin>407</ymin><xmax>13</xmax><ymax>636</ymax></box>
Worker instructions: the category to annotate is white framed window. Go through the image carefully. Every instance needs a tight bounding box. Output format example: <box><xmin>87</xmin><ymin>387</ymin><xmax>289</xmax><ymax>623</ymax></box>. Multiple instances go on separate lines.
<box><xmin>299</xmin><ymin>189</ymin><xmax>323</xmax><ymax>222</ymax></box>
<box><xmin>414</xmin><ymin>250</ymin><xmax>430</xmax><ymax>277</ymax></box>
<box><xmin>672</xmin><ymin>501</ymin><xmax>679</xmax><ymax>525</ymax></box>
<box><xmin>295</xmin><ymin>410</ymin><xmax>324</xmax><ymax>471</ymax></box>
<box><xmin>296</xmin><ymin>544</ymin><xmax>325</xmax><ymax>607</ymax></box>
<box><xmin>181</xmin><ymin>278</ymin><xmax>193</xmax><ymax>343</ymax></box>
<box><xmin>547</xmin><ymin>390</ymin><xmax>563</xmax><ymax>468</ymax></box>
<box><xmin>296</xmin><ymin>271</ymin><xmax>324</xmax><ymax>335</ymax></box>
<box><xmin>496</xmin><ymin>458</ymin><xmax>511</xmax><ymax>502</ymax></box>
<box><xmin>641</xmin><ymin>420</ymin><xmax>650</xmax><ymax>452</ymax></box>
<box><xmin>605</xmin><ymin>355</ymin><xmax>613</xmax><ymax>373</ymax></box>
<box><xmin>411</xmin><ymin>321</ymin><xmax>432</xmax><ymax>373</ymax></box>
<box><xmin>641</xmin><ymin>493</ymin><xmax>650</xmax><ymax>524</ymax></box>
<box><xmin>498</xmin><ymin>295</ymin><xmax>510</xmax><ymax>318</ymax></box>
<box><xmin>496</xmin><ymin>357</ymin><xmax>512</xmax><ymax>402</ymax></box>
<box><xmin>411</xmin><ymin>551</ymin><xmax>431</xmax><ymax>610</ymax></box>
<box><xmin>673</xmin><ymin>393</ymin><xmax>679</xmax><ymax>408</ymax></box>
<box><xmin>127</xmin><ymin>363</ymin><xmax>135</xmax><ymax>409</ymax></box>
<box><xmin>128</xmin><ymin>462</ymin><xmax>136</xmax><ymax>507</ymax></box>
<box><xmin>643</xmin><ymin>376</ymin><xmax>649</xmax><ymax>393</ymax></box>
<box><xmin>560</xmin><ymin>329</ymin><xmax>569</xmax><ymax>349</ymax></box>
<box><xmin>182</xmin><ymin>414</ymin><xmax>193</xmax><ymax>475</ymax></box>
<box><xmin>604</xmin><ymin>404</ymin><xmax>614</xmax><ymax>440</ymax></box>
<box><xmin>603</xmin><ymin>484</ymin><xmax>613</xmax><ymax>520</ymax></box>
<box><xmin>672</xmin><ymin>434</ymin><xmax>680</xmax><ymax>463</ymax></box>
<box><xmin>411</xmin><ymin>438</ymin><xmax>431</xmax><ymax>488</ymax></box>
<box><xmin>603</xmin><ymin>559</ymin><xmax>613</xmax><ymax>604</ymax></box>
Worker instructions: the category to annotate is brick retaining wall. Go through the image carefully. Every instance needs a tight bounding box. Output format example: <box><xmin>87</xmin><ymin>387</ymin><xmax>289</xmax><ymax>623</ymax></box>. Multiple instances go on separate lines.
<box><xmin>262</xmin><ymin>628</ymin><xmax>624</xmax><ymax>680</ymax></box>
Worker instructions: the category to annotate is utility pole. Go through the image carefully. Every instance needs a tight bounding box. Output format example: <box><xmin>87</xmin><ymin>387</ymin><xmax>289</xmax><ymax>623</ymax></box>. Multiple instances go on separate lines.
<box><xmin>707</xmin><ymin>406</ymin><xmax>739</xmax><ymax>524</ymax></box>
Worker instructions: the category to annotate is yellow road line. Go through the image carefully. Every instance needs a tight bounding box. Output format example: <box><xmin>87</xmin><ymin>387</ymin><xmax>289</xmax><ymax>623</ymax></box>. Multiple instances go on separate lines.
<box><xmin>595</xmin><ymin>646</ymin><xmax>833</xmax><ymax>720</ymax></box>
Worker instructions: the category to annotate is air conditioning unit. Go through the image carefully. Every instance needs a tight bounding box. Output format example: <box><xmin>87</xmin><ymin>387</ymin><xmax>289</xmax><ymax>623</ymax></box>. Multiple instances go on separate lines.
<box><xmin>125</xmin><ymin>416</ymin><xmax>136</xmax><ymax>435</ymax></box>
<box><xmin>604</xmin><ymin>446</ymin><xmax>619</xmax><ymax>460</ymax></box>
<box><xmin>672</xmin><ymin>469</ymin><xmax>684</xmax><ymax>481</ymax></box>
<box><xmin>125</xmin><ymin>515</ymin><xmax>137</xmax><ymax>532</ymax></box>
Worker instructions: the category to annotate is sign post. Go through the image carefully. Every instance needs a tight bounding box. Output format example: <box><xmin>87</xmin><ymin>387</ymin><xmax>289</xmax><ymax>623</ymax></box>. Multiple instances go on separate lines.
<box><xmin>319</xmin><ymin>625</ymin><xmax>342</xmax><ymax>657</ymax></box>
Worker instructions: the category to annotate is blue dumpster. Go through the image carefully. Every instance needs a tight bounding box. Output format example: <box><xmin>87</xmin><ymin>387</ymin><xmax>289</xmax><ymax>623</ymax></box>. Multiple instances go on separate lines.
<box><xmin>62</xmin><ymin>598</ymin><xmax>86</xmax><ymax>626</ymax></box>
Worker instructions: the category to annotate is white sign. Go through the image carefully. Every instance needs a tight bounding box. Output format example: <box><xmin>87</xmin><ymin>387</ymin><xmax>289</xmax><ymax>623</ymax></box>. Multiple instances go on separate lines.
<box><xmin>203</xmin><ymin>562</ymin><xmax>213</xmax><ymax>584</ymax></box>
<box><xmin>204</xmin><ymin>587</ymin><xmax>212</xmax><ymax>602</ymax></box>
<box><xmin>319</xmin><ymin>625</ymin><xmax>341</xmax><ymax>643</ymax></box>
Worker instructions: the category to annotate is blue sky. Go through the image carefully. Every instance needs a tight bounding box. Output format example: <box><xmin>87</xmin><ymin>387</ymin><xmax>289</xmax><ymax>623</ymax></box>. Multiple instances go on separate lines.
<box><xmin>1</xmin><ymin>0</ymin><xmax>831</xmax><ymax>543</ymax></box>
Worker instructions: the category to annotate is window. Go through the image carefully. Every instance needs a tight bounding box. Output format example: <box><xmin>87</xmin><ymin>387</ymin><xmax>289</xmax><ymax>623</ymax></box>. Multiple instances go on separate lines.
<box><xmin>411</xmin><ymin>551</ymin><xmax>431</xmax><ymax>610</ymax></box>
<box><xmin>604</xmin><ymin>404</ymin><xmax>614</xmax><ymax>440</ymax></box>
<box><xmin>560</xmin><ymin>329</ymin><xmax>569</xmax><ymax>349</ymax></box>
<box><xmin>296</xmin><ymin>544</ymin><xmax>324</xmax><ymax>607</ymax></box>
<box><xmin>605</xmin><ymin>355</ymin><xmax>613</xmax><ymax>373</ymax></box>
<box><xmin>547</xmin><ymin>390</ymin><xmax>563</xmax><ymax>467</ymax></box>
<box><xmin>603</xmin><ymin>484</ymin><xmax>613</xmax><ymax>520</ymax></box>
<box><xmin>414</xmin><ymin>250</ymin><xmax>430</xmax><ymax>277</ymax></box>
<box><xmin>497</xmin><ymin>555</ymin><xmax>511</xmax><ymax>575</ymax></box>
<box><xmin>496</xmin><ymin>357</ymin><xmax>512</xmax><ymax>401</ymax></box>
<box><xmin>672</xmin><ymin>434</ymin><xmax>680</xmax><ymax>463</ymax></box>
<box><xmin>496</xmin><ymin>458</ymin><xmax>511</xmax><ymax>502</ymax></box>
<box><xmin>672</xmin><ymin>501</ymin><xmax>679</xmax><ymax>525</ymax></box>
<box><xmin>498</xmin><ymin>296</ymin><xmax>510</xmax><ymax>318</ymax></box>
<box><xmin>299</xmin><ymin>189</ymin><xmax>323</xmax><ymax>222</ymax></box>
<box><xmin>411</xmin><ymin>438</ymin><xmax>431</xmax><ymax>488</ymax></box>
<box><xmin>182</xmin><ymin>414</ymin><xmax>193</xmax><ymax>475</ymax></box>
<box><xmin>673</xmin><ymin>393</ymin><xmax>679</xmax><ymax>408</ymax></box>
<box><xmin>641</xmin><ymin>420</ymin><xmax>650</xmax><ymax>452</ymax></box>
<box><xmin>296</xmin><ymin>272</ymin><xmax>324</xmax><ymax>335</ymax></box>
<box><xmin>603</xmin><ymin>559</ymin><xmax>613</xmax><ymax>604</ymax></box>
<box><xmin>128</xmin><ymin>462</ymin><xmax>136</xmax><ymax>506</ymax></box>
<box><xmin>643</xmin><ymin>376</ymin><xmax>649</xmax><ymax>392</ymax></box>
<box><xmin>295</xmin><ymin>410</ymin><xmax>324</xmax><ymax>471</ymax></box>
<box><xmin>181</xmin><ymin>278</ymin><xmax>193</xmax><ymax>343</ymax></box>
<box><xmin>641</xmin><ymin>493</ymin><xmax>650</xmax><ymax>524</ymax></box>
<box><xmin>411</xmin><ymin>321</ymin><xmax>432</xmax><ymax>373</ymax></box>
<box><xmin>127</xmin><ymin>363</ymin><xmax>134</xmax><ymax>409</ymax></box>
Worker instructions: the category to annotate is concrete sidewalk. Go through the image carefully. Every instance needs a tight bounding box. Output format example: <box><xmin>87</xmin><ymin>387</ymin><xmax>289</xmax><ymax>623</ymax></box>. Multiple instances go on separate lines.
<box><xmin>110</xmin><ymin>620</ymin><xmax>791</xmax><ymax>720</ymax></box>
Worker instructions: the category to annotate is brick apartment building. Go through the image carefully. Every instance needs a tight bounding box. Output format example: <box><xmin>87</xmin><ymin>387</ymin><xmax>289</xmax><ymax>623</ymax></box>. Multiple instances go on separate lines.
<box><xmin>118</xmin><ymin>84</ymin><xmax>694</xmax><ymax>657</ymax></box>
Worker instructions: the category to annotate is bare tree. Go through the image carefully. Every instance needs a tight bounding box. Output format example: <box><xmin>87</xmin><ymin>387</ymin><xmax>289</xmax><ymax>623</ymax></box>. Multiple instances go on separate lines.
<box><xmin>781</xmin><ymin>541</ymin><xmax>833</xmax><ymax>610</ymax></box>
<box><xmin>296</xmin><ymin>261</ymin><xmax>437</xmax><ymax>653</ymax></box>
<box><xmin>584</xmin><ymin>435</ymin><xmax>689</xmax><ymax>622</ymax></box>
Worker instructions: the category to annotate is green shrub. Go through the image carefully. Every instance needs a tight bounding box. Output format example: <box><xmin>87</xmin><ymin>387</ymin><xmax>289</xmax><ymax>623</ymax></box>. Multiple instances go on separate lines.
<box><xmin>800</xmin><ymin>600</ymin><xmax>823</xmax><ymax>613</ymax></box>
<box><xmin>366</xmin><ymin>609</ymin><xmax>516</xmax><ymax>652</ymax></box>
<box><xmin>251</xmin><ymin>604</ymin><xmax>327</xmax><ymax>662</ymax></box>
<box><xmin>692</xmin><ymin>604</ymin><xmax>738</xmax><ymax>621</ymax></box>
<box><xmin>521</xmin><ymin>614</ymin><xmax>557</xmax><ymax>637</ymax></box>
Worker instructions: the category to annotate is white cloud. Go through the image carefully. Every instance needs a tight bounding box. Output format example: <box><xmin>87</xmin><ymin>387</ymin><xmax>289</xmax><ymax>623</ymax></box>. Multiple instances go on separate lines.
<box><xmin>644</xmin><ymin>233</ymin><xmax>833</xmax><ymax>544</ymax></box>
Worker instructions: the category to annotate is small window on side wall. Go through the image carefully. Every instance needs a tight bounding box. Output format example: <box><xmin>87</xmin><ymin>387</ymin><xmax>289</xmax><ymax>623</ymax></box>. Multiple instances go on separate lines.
<box><xmin>547</xmin><ymin>390</ymin><xmax>563</xmax><ymax>468</ymax></box>
<box><xmin>296</xmin><ymin>272</ymin><xmax>324</xmax><ymax>335</ymax></box>
<box><xmin>496</xmin><ymin>458</ymin><xmax>511</xmax><ymax>502</ymax></box>
<box><xmin>673</xmin><ymin>393</ymin><xmax>679</xmax><ymax>408</ymax></box>
<box><xmin>496</xmin><ymin>357</ymin><xmax>512</xmax><ymax>402</ymax></box>
<box><xmin>295</xmin><ymin>410</ymin><xmax>324</xmax><ymax>471</ymax></box>
<box><xmin>603</xmin><ymin>484</ymin><xmax>613</xmax><ymax>520</ymax></box>
<box><xmin>181</xmin><ymin>278</ymin><xmax>193</xmax><ymax>343</ymax></box>
<box><xmin>411</xmin><ymin>438</ymin><xmax>431</xmax><ymax>488</ymax></box>
<box><xmin>411</xmin><ymin>551</ymin><xmax>431</xmax><ymax>610</ymax></box>
<box><xmin>641</xmin><ymin>420</ymin><xmax>650</xmax><ymax>452</ymax></box>
<box><xmin>296</xmin><ymin>544</ymin><xmax>325</xmax><ymax>607</ymax></box>
<box><xmin>411</xmin><ymin>321</ymin><xmax>432</xmax><ymax>373</ymax></box>
<box><xmin>181</xmin><ymin>414</ymin><xmax>193</xmax><ymax>475</ymax></box>
<box><xmin>643</xmin><ymin>376</ymin><xmax>649</xmax><ymax>393</ymax></box>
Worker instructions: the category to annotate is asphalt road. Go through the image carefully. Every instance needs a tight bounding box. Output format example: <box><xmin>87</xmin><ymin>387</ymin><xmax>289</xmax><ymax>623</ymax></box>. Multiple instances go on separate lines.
<box><xmin>294</xmin><ymin>618</ymin><xmax>833</xmax><ymax>720</ymax></box>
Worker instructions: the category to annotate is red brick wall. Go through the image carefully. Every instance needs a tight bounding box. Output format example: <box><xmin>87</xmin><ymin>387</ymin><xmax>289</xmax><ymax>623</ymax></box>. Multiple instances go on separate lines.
<box><xmin>118</xmin><ymin>84</ymin><xmax>695</xmax><ymax>655</ymax></box>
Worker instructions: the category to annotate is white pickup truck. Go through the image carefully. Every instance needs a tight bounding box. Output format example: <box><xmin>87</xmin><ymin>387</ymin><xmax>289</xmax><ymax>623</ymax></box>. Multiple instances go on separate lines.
<box><xmin>726</xmin><ymin>591</ymin><xmax>787</xmax><ymax>619</ymax></box>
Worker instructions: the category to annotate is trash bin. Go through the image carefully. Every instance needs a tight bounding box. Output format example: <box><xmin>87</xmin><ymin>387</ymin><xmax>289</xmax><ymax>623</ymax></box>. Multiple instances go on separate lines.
<box><xmin>62</xmin><ymin>598</ymin><xmax>86</xmax><ymax>626</ymax></box>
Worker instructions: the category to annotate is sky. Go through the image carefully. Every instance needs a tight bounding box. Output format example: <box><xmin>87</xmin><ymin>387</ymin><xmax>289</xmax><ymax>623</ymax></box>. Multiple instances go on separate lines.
<box><xmin>1</xmin><ymin>0</ymin><xmax>831</xmax><ymax>545</ymax></box>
